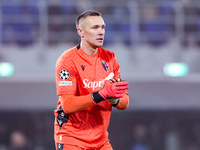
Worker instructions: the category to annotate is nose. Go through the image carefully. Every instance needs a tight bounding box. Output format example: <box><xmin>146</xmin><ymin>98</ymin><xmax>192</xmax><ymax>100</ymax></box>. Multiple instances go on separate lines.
<box><xmin>98</xmin><ymin>28</ymin><xmax>105</xmax><ymax>36</ymax></box>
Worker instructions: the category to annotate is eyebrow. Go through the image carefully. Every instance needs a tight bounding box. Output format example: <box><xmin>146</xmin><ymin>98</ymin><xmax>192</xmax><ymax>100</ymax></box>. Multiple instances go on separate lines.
<box><xmin>92</xmin><ymin>24</ymin><xmax>106</xmax><ymax>28</ymax></box>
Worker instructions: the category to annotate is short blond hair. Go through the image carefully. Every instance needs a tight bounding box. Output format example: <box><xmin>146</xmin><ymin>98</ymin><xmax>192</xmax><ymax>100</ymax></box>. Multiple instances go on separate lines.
<box><xmin>76</xmin><ymin>10</ymin><xmax>101</xmax><ymax>29</ymax></box>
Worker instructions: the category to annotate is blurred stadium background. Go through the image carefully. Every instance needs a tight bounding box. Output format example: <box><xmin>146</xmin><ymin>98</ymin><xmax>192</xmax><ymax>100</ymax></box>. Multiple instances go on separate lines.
<box><xmin>0</xmin><ymin>0</ymin><xmax>200</xmax><ymax>149</ymax></box>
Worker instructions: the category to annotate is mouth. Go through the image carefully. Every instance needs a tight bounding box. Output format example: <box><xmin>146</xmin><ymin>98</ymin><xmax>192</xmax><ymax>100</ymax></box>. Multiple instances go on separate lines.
<box><xmin>97</xmin><ymin>38</ymin><xmax>104</xmax><ymax>42</ymax></box>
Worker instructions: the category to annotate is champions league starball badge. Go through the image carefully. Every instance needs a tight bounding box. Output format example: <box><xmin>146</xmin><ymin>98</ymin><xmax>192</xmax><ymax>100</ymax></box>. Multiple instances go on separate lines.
<box><xmin>60</xmin><ymin>69</ymin><xmax>70</xmax><ymax>80</ymax></box>
<box><xmin>102</xmin><ymin>61</ymin><xmax>109</xmax><ymax>72</ymax></box>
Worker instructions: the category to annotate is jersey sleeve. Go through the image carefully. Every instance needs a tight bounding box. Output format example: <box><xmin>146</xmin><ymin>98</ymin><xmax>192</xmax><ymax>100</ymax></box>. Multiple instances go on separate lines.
<box><xmin>56</xmin><ymin>55</ymin><xmax>77</xmax><ymax>96</ymax></box>
<box><xmin>113</xmin><ymin>53</ymin><xmax>121</xmax><ymax>79</ymax></box>
<box><xmin>112</xmin><ymin>53</ymin><xmax>129</xmax><ymax>110</ymax></box>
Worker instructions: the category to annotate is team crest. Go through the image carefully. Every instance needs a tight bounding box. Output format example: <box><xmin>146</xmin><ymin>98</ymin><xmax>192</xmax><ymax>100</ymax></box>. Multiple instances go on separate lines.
<box><xmin>60</xmin><ymin>69</ymin><xmax>70</xmax><ymax>80</ymax></box>
<box><xmin>102</xmin><ymin>61</ymin><xmax>109</xmax><ymax>72</ymax></box>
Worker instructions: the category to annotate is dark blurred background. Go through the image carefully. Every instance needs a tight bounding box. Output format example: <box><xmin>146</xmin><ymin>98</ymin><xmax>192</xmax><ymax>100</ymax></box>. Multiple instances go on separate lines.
<box><xmin>0</xmin><ymin>0</ymin><xmax>200</xmax><ymax>150</ymax></box>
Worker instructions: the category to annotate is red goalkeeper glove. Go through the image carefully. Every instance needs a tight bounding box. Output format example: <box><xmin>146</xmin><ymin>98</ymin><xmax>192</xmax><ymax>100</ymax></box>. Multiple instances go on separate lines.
<box><xmin>107</xmin><ymin>78</ymin><xmax>123</xmax><ymax>106</ymax></box>
<box><xmin>91</xmin><ymin>79</ymin><xmax>129</xmax><ymax>103</ymax></box>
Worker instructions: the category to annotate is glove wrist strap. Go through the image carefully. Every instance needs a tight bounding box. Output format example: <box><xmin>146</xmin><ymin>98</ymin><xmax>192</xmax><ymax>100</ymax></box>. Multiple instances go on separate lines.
<box><xmin>91</xmin><ymin>91</ymin><xmax>104</xmax><ymax>103</ymax></box>
<box><xmin>112</xmin><ymin>99</ymin><xmax>120</xmax><ymax>107</ymax></box>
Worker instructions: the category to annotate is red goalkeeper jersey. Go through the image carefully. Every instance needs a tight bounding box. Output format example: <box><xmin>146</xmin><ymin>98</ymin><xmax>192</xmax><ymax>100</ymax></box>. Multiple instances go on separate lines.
<box><xmin>54</xmin><ymin>45</ymin><xmax>121</xmax><ymax>149</ymax></box>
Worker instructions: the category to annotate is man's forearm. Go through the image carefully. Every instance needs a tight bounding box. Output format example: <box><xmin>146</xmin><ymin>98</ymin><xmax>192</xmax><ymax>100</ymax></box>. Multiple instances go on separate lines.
<box><xmin>59</xmin><ymin>94</ymin><xmax>94</xmax><ymax>114</ymax></box>
<box><xmin>115</xmin><ymin>93</ymin><xmax>129</xmax><ymax>110</ymax></box>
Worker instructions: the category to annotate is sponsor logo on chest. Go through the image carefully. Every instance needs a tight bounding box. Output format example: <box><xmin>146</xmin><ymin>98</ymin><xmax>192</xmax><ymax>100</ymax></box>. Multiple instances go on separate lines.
<box><xmin>83</xmin><ymin>79</ymin><xmax>102</xmax><ymax>91</ymax></box>
<box><xmin>82</xmin><ymin>72</ymin><xmax>114</xmax><ymax>91</ymax></box>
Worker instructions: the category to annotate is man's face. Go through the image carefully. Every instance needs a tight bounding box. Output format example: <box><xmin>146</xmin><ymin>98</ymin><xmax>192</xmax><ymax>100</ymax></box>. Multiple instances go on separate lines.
<box><xmin>79</xmin><ymin>16</ymin><xmax>105</xmax><ymax>48</ymax></box>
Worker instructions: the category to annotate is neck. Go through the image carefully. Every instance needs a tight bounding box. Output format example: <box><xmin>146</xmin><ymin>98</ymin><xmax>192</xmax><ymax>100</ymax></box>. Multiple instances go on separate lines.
<box><xmin>80</xmin><ymin>42</ymin><xmax>98</xmax><ymax>56</ymax></box>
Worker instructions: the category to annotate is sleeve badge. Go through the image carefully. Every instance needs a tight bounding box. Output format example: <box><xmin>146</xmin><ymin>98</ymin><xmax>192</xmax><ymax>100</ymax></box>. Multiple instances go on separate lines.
<box><xmin>60</xmin><ymin>69</ymin><xmax>70</xmax><ymax>80</ymax></box>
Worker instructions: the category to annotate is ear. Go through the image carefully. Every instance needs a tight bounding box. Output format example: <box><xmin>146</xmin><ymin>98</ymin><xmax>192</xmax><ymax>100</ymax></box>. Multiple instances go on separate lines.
<box><xmin>77</xmin><ymin>28</ymin><xmax>84</xmax><ymax>38</ymax></box>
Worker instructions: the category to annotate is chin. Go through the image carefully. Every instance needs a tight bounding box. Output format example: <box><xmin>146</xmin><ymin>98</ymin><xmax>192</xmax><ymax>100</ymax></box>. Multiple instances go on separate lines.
<box><xmin>97</xmin><ymin>43</ymin><xmax>104</xmax><ymax>47</ymax></box>
<box><xmin>91</xmin><ymin>42</ymin><xmax>104</xmax><ymax>49</ymax></box>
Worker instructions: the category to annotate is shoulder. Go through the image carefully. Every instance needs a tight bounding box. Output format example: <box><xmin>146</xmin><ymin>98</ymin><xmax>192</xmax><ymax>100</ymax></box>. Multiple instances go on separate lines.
<box><xmin>56</xmin><ymin>46</ymin><xmax>77</xmax><ymax>64</ymax></box>
<box><xmin>58</xmin><ymin>46</ymin><xmax>77</xmax><ymax>60</ymax></box>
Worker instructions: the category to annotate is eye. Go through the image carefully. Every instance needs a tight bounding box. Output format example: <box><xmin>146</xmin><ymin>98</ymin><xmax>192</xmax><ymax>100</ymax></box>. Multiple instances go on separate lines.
<box><xmin>92</xmin><ymin>26</ymin><xmax>98</xmax><ymax>29</ymax></box>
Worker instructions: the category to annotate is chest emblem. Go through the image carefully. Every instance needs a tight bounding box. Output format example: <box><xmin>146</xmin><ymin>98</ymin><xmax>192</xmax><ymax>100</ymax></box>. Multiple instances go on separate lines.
<box><xmin>102</xmin><ymin>61</ymin><xmax>109</xmax><ymax>72</ymax></box>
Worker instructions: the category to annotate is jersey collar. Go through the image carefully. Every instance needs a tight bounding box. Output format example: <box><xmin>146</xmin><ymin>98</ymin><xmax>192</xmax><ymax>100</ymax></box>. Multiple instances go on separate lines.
<box><xmin>76</xmin><ymin>44</ymin><xmax>99</xmax><ymax>65</ymax></box>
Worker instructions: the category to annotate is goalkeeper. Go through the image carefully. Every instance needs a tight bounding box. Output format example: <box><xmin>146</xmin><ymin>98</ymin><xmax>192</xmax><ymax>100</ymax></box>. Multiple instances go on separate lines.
<box><xmin>54</xmin><ymin>10</ymin><xmax>129</xmax><ymax>150</ymax></box>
